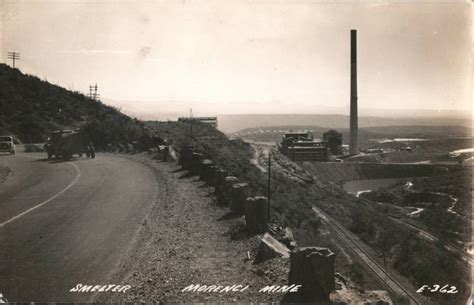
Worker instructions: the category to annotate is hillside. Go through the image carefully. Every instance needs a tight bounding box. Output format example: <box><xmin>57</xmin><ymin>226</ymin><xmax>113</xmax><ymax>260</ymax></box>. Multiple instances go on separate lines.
<box><xmin>143</xmin><ymin>121</ymin><xmax>470</xmax><ymax>304</ymax></box>
<box><xmin>217</xmin><ymin>114</ymin><xmax>471</xmax><ymax>133</ymax></box>
<box><xmin>0</xmin><ymin>64</ymin><xmax>148</xmax><ymax>147</ymax></box>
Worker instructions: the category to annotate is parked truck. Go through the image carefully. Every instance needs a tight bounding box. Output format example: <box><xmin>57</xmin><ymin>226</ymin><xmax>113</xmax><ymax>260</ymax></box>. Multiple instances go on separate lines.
<box><xmin>45</xmin><ymin>130</ymin><xmax>95</xmax><ymax>160</ymax></box>
<box><xmin>0</xmin><ymin>136</ymin><xmax>15</xmax><ymax>155</ymax></box>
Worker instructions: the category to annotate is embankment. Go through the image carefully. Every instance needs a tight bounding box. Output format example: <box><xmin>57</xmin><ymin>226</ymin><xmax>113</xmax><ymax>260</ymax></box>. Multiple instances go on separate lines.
<box><xmin>303</xmin><ymin>162</ymin><xmax>453</xmax><ymax>184</ymax></box>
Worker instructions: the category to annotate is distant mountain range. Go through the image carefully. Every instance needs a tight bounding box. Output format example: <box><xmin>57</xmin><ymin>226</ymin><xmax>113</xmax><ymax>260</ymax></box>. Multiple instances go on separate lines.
<box><xmin>217</xmin><ymin>114</ymin><xmax>471</xmax><ymax>133</ymax></box>
<box><xmin>112</xmin><ymin>100</ymin><xmax>470</xmax><ymax>134</ymax></box>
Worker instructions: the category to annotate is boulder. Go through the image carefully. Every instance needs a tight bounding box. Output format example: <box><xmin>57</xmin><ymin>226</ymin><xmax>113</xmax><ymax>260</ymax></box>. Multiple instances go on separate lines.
<box><xmin>254</xmin><ymin>233</ymin><xmax>290</xmax><ymax>263</ymax></box>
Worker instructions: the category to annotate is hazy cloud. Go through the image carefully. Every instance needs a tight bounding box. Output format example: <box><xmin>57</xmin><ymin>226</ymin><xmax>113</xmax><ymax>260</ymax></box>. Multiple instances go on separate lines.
<box><xmin>57</xmin><ymin>49</ymin><xmax>131</xmax><ymax>55</ymax></box>
<box><xmin>2</xmin><ymin>0</ymin><xmax>471</xmax><ymax>116</ymax></box>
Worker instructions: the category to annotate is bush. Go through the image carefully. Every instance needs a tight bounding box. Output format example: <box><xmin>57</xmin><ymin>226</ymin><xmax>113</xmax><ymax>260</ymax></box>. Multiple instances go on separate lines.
<box><xmin>0</xmin><ymin>64</ymin><xmax>151</xmax><ymax>146</ymax></box>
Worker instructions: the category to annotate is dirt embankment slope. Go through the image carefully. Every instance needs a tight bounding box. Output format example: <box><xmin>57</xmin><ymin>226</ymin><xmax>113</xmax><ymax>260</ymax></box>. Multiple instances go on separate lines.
<box><xmin>103</xmin><ymin>153</ymin><xmax>288</xmax><ymax>303</ymax></box>
<box><xmin>303</xmin><ymin>162</ymin><xmax>451</xmax><ymax>184</ymax></box>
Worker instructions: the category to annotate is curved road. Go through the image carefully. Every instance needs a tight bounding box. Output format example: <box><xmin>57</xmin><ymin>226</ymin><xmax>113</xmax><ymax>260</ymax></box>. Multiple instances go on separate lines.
<box><xmin>0</xmin><ymin>153</ymin><xmax>158</xmax><ymax>302</ymax></box>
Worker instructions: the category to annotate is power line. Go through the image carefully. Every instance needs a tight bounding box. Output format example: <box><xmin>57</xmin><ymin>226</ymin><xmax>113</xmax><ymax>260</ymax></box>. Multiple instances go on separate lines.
<box><xmin>7</xmin><ymin>52</ymin><xmax>20</xmax><ymax>68</ymax></box>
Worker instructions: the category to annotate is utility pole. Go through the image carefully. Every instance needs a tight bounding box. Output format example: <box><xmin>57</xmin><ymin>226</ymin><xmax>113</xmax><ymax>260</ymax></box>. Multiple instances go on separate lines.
<box><xmin>7</xmin><ymin>52</ymin><xmax>20</xmax><ymax>68</ymax></box>
<box><xmin>189</xmin><ymin>108</ymin><xmax>194</xmax><ymax>135</ymax></box>
<box><xmin>88</xmin><ymin>83</ymin><xmax>100</xmax><ymax>101</ymax></box>
<box><xmin>267</xmin><ymin>150</ymin><xmax>271</xmax><ymax>222</ymax></box>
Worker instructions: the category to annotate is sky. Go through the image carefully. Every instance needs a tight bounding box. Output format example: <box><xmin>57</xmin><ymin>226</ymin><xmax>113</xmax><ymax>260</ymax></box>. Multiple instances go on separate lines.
<box><xmin>1</xmin><ymin>0</ymin><xmax>471</xmax><ymax>117</ymax></box>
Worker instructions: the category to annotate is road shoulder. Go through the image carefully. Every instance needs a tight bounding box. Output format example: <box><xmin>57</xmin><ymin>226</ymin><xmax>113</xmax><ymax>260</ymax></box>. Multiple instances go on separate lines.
<box><xmin>102</xmin><ymin>153</ymin><xmax>289</xmax><ymax>303</ymax></box>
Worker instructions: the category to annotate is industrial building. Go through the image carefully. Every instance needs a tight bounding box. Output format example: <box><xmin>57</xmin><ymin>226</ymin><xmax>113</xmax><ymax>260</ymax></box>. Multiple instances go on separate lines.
<box><xmin>278</xmin><ymin>30</ymin><xmax>357</xmax><ymax>161</ymax></box>
<box><xmin>278</xmin><ymin>132</ymin><xmax>329</xmax><ymax>162</ymax></box>
<box><xmin>178</xmin><ymin>117</ymin><xmax>218</xmax><ymax>128</ymax></box>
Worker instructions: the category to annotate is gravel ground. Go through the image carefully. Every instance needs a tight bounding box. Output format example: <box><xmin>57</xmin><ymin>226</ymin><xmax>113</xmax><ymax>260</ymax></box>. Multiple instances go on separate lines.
<box><xmin>102</xmin><ymin>153</ymin><xmax>289</xmax><ymax>303</ymax></box>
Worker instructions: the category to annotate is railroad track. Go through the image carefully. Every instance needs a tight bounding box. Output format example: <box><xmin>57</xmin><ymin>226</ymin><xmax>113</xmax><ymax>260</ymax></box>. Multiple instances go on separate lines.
<box><xmin>312</xmin><ymin>205</ymin><xmax>426</xmax><ymax>305</ymax></box>
<box><xmin>388</xmin><ymin>215</ymin><xmax>473</xmax><ymax>267</ymax></box>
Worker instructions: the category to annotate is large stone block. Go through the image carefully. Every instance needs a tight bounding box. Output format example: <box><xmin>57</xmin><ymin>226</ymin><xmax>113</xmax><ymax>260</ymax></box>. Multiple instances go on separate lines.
<box><xmin>215</xmin><ymin>169</ymin><xmax>229</xmax><ymax>203</ymax></box>
<box><xmin>254</xmin><ymin>233</ymin><xmax>290</xmax><ymax>263</ymax></box>
<box><xmin>231</xmin><ymin>182</ymin><xmax>249</xmax><ymax>215</ymax></box>
<box><xmin>178</xmin><ymin>145</ymin><xmax>194</xmax><ymax>168</ymax></box>
<box><xmin>199</xmin><ymin>159</ymin><xmax>213</xmax><ymax>181</ymax></box>
<box><xmin>245</xmin><ymin>196</ymin><xmax>268</xmax><ymax>234</ymax></box>
<box><xmin>288</xmin><ymin>247</ymin><xmax>336</xmax><ymax>302</ymax></box>
<box><xmin>245</xmin><ymin>197</ymin><xmax>257</xmax><ymax>232</ymax></box>
<box><xmin>189</xmin><ymin>152</ymin><xmax>203</xmax><ymax>175</ymax></box>
<box><xmin>207</xmin><ymin>165</ymin><xmax>219</xmax><ymax>186</ymax></box>
<box><xmin>221</xmin><ymin>176</ymin><xmax>239</xmax><ymax>206</ymax></box>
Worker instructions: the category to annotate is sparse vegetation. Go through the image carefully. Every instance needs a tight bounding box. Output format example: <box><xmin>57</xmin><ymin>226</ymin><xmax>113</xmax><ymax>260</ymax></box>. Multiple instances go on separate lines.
<box><xmin>3</xmin><ymin>63</ymin><xmax>470</xmax><ymax>304</ymax></box>
<box><xmin>148</xmin><ymin>119</ymin><xmax>472</xmax><ymax>304</ymax></box>
<box><xmin>146</xmin><ymin>121</ymin><xmax>322</xmax><ymax>240</ymax></box>
<box><xmin>0</xmin><ymin>64</ymin><xmax>150</xmax><ymax>147</ymax></box>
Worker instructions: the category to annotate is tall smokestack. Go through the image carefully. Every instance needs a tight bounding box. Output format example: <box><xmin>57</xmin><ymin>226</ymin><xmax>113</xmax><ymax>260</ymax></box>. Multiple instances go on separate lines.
<box><xmin>350</xmin><ymin>29</ymin><xmax>359</xmax><ymax>155</ymax></box>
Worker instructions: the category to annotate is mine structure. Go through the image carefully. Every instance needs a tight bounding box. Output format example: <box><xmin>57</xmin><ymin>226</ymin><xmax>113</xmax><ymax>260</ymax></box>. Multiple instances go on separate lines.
<box><xmin>279</xmin><ymin>30</ymin><xmax>357</xmax><ymax>161</ymax></box>
<box><xmin>177</xmin><ymin>116</ymin><xmax>218</xmax><ymax>128</ymax></box>
<box><xmin>278</xmin><ymin>132</ymin><xmax>328</xmax><ymax>162</ymax></box>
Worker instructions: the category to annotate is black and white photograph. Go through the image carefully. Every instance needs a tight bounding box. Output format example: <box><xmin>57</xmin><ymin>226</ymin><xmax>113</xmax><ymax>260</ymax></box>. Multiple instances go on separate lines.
<box><xmin>0</xmin><ymin>1</ymin><xmax>472</xmax><ymax>304</ymax></box>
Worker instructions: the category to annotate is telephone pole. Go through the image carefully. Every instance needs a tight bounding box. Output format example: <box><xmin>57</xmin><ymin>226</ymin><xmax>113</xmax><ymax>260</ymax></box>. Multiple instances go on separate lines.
<box><xmin>267</xmin><ymin>150</ymin><xmax>271</xmax><ymax>222</ymax></box>
<box><xmin>7</xmin><ymin>52</ymin><xmax>20</xmax><ymax>68</ymax></box>
<box><xmin>88</xmin><ymin>83</ymin><xmax>100</xmax><ymax>101</ymax></box>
